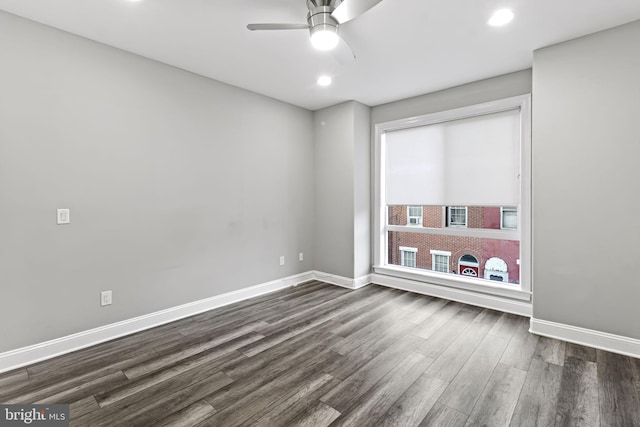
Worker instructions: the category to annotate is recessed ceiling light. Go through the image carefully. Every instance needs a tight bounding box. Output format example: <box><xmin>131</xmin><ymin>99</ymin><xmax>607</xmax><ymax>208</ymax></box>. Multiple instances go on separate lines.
<box><xmin>317</xmin><ymin>75</ymin><xmax>332</xmax><ymax>87</ymax></box>
<box><xmin>488</xmin><ymin>9</ymin><xmax>514</xmax><ymax>27</ymax></box>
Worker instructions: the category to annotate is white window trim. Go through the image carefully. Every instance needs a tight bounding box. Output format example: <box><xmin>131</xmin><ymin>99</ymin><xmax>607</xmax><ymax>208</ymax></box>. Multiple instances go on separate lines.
<box><xmin>447</xmin><ymin>206</ymin><xmax>468</xmax><ymax>228</ymax></box>
<box><xmin>407</xmin><ymin>206</ymin><xmax>423</xmax><ymax>226</ymax></box>
<box><xmin>373</xmin><ymin>94</ymin><xmax>532</xmax><ymax>301</ymax></box>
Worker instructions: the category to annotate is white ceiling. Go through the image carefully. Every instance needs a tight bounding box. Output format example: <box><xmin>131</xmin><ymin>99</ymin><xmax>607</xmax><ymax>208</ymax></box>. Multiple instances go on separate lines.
<box><xmin>2</xmin><ymin>0</ymin><xmax>640</xmax><ymax>111</ymax></box>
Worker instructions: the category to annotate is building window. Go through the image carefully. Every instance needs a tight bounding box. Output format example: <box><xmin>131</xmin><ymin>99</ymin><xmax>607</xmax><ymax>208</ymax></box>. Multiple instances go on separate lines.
<box><xmin>501</xmin><ymin>207</ymin><xmax>517</xmax><ymax>230</ymax></box>
<box><xmin>407</xmin><ymin>206</ymin><xmax>423</xmax><ymax>226</ymax></box>
<box><xmin>447</xmin><ymin>206</ymin><xmax>467</xmax><ymax>227</ymax></box>
<box><xmin>400</xmin><ymin>246</ymin><xmax>417</xmax><ymax>268</ymax></box>
<box><xmin>430</xmin><ymin>250</ymin><xmax>451</xmax><ymax>273</ymax></box>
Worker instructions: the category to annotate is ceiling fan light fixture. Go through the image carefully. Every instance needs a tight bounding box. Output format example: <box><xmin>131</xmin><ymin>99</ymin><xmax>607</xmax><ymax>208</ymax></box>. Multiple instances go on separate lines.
<box><xmin>310</xmin><ymin>25</ymin><xmax>339</xmax><ymax>50</ymax></box>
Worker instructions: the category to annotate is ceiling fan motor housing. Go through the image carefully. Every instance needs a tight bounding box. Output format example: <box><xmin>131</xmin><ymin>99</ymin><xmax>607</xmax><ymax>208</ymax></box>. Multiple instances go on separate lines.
<box><xmin>308</xmin><ymin>5</ymin><xmax>339</xmax><ymax>34</ymax></box>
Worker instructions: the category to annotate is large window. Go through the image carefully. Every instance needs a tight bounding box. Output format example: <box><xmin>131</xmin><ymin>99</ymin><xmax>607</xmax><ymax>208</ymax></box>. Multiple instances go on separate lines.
<box><xmin>374</xmin><ymin>95</ymin><xmax>531</xmax><ymax>300</ymax></box>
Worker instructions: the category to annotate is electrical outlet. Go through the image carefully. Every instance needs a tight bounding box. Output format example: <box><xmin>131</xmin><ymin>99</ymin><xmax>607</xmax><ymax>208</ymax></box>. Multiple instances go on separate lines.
<box><xmin>279</xmin><ymin>256</ymin><xmax>285</xmax><ymax>266</ymax></box>
<box><xmin>101</xmin><ymin>290</ymin><xmax>112</xmax><ymax>306</ymax></box>
<box><xmin>299</xmin><ymin>252</ymin><xmax>304</xmax><ymax>261</ymax></box>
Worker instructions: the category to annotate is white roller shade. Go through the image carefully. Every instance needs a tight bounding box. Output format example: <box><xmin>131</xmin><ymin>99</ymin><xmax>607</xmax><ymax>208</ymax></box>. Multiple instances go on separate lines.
<box><xmin>385</xmin><ymin>109</ymin><xmax>520</xmax><ymax>206</ymax></box>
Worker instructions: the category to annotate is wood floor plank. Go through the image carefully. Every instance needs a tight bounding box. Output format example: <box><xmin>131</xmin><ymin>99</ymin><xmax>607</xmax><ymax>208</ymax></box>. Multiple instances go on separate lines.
<box><xmin>0</xmin><ymin>349</ymin><xmax>158</xmax><ymax>404</ymax></box>
<box><xmin>565</xmin><ymin>342</ymin><xmax>597</xmax><ymax>363</ymax></box>
<box><xmin>156</xmin><ymin>400</ymin><xmax>216</xmax><ymax>427</ymax></box>
<box><xmin>425</xmin><ymin>321</ymin><xmax>492</xmax><ymax>382</ymax></box>
<box><xmin>123</xmin><ymin>330</ymin><xmax>263</xmax><ymax>380</ymax></box>
<box><xmin>329</xmin><ymin>287</ymin><xmax>402</xmax><ymax>326</ymax></box>
<box><xmin>510</xmin><ymin>357</ymin><xmax>563</xmax><ymax>427</ymax></box>
<box><xmin>597</xmin><ymin>350</ymin><xmax>640</xmax><ymax>427</ymax></box>
<box><xmin>500</xmin><ymin>316</ymin><xmax>540</xmax><ymax>371</ymax></box>
<box><xmin>331</xmin><ymin>289</ymin><xmax>411</xmax><ymax>337</ymax></box>
<box><xmin>320</xmin><ymin>333</ymin><xmax>425</xmax><ymax>413</ymax></box>
<box><xmin>416</xmin><ymin>308</ymin><xmax>478</xmax><ymax>359</ymax></box>
<box><xmin>69</xmin><ymin>395</ymin><xmax>100</xmax><ymax>419</ymax></box>
<box><xmin>379</xmin><ymin>373</ymin><xmax>448</xmax><ymax>427</ymax></box>
<box><xmin>0</xmin><ymin>368</ymin><xmax>28</xmax><ymax>387</ymax></box>
<box><xmin>222</xmin><ymin>322</ymin><xmax>342</xmax><ymax>380</ymax></box>
<box><xmin>331</xmin><ymin>308</ymin><xmax>412</xmax><ymax>355</ymax></box>
<box><xmin>259</xmin><ymin>287</ymin><xmax>353</xmax><ymax>324</ymax></box>
<box><xmin>206</xmin><ymin>344</ymin><xmax>342</xmax><ymax>412</ymax></box>
<box><xmin>4</xmin><ymin>368</ymin><xmax>128</xmax><ymax>405</ymax></box>
<box><xmin>73</xmin><ymin>368</ymin><xmax>233</xmax><ymax>426</ymax></box>
<box><xmin>96</xmin><ymin>349</ymin><xmax>243</xmax><ymax>407</ymax></box>
<box><xmin>409</xmin><ymin>300</ymin><xmax>460</xmax><ymax>339</ymax></box>
<box><xmin>488</xmin><ymin>313</ymin><xmax>522</xmax><ymax>339</ymax></box>
<box><xmin>251</xmin><ymin>373</ymin><xmax>341</xmax><ymax>427</ymax></box>
<box><xmin>437</xmin><ymin>334</ymin><xmax>510</xmax><ymax>414</ymax></box>
<box><xmin>289</xmin><ymin>401</ymin><xmax>342</xmax><ymax>427</ymax></box>
<box><xmin>465</xmin><ymin>363</ymin><xmax>527</xmax><ymax>427</ymax></box>
<box><xmin>533</xmin><ymin>336</ymin><xmax>566</xmax><ymax>366</ymax></box>
<box><xmin>473</xmin><ymin>308</ymin><xmax>504</xmax><ymax>326</ymax></box>
<box><xmin>24</xmin><ymin>340</ymin><xmax>160</xmax><ymax>385</ymax></box>
<box><xmin>331</xmin><ymin>352</ymin><xmax>434</xmax><ymax>426</ymax></box>
<box><xmin>419</xmin><ymin>404</ymin><xmax>468</xmax><ymax>427</ymax></box>
<box><xmin>238</xmin><ymin>288</ymin><xmax>382</xmax><ymax>357</ymax></box>
<box><xmin>554</xmin><ymin>357</ymin><xmax>600</xmax><ymax>427</ymax></box>
<box><xmin>279</xmin><ymin>281</ymin><xmax>336</xmax><ymax>301</ymax></box>
<box><xmin>200</xmin><ymin>353</ymin><xmax>342</xmax><ymax>427</ymax></box>
<box><xmin>325</xmin><ymin>318</ymin><xmax>417</xmax><ymax>380</ymax></box>
<box><xmin>634</xmin><ymin>357</ymin><xmax>640</xmax><ymax>404</ymax></box>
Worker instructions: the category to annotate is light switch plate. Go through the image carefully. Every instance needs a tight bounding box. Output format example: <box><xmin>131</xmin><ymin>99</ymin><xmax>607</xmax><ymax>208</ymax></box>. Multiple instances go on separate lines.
<box><xmin>57</xmin><ymin>208</ymin><xmax>70</xmax><ymax>224</ymax></box>
<box><xmin>101</xmin><ymin>291</ymin><xmax>112</xmax><ymax>306</ymax></box>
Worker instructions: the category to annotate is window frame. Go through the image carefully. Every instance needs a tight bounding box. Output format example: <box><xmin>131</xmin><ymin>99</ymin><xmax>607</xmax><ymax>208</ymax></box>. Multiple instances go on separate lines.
<box><xmin>373</xmin><ymin>95</ymin><xmax>532</xmax><ymax>301</ymax></box>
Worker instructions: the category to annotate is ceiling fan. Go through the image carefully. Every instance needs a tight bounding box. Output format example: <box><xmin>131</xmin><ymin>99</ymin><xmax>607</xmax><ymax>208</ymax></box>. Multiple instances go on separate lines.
<box><xmin>247</xmin><ymin>0</ymin><xmax>384</xmax><ymax>53</ymax></box>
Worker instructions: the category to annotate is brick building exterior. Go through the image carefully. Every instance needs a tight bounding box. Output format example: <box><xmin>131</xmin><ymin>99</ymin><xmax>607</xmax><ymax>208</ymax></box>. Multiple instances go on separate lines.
<box><xmin>388</xmin><ymin>206</ymin><xmax>520</xmax><ymax>284</ymax></box>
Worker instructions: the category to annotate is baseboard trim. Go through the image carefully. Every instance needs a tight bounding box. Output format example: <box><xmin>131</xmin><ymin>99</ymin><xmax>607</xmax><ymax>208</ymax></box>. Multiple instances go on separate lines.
<box><xmin>371</xmin><ymin>273</ymin><xmax>532</xmax><ymax>317</ymax></box>
<box><xmin>530</xmin><ymin>318</ymin><xmax>640</xmax><ymax>359</ymax></box>
<box><xmin>312</xmin><ymin>271</ymin><xmax>372</xmax><ymax>290</ymax></box>
<box><xmin>0</xmin><ymin>271</ymin><xmax>315</xmax><ymax>374</ymax></box>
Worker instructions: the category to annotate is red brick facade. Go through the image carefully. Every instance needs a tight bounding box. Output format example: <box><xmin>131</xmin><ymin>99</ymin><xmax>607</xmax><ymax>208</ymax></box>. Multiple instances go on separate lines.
<box><xmin>387</xmin><ymin>205</ymin><xmax>520</xmax><ymax>284</ymax></box>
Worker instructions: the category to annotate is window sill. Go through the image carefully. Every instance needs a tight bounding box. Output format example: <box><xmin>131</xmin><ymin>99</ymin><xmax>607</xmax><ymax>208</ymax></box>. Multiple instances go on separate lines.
<box><xmin>373</xmin><ymin>264</ymin><xmax>531</xmax><ymax>302</ymax></box>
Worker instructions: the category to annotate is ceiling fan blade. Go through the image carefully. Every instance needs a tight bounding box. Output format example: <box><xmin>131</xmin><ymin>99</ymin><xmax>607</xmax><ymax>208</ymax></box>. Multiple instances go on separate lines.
<box><xmin>331</xmin><ymin>0</ymin><xmax>383</xmax><ymax>24</ymax></box>
<box><xmin>247</xmin><ymin>23</ymin><xmax>309</xmax><ymax>31</ymax></box>
<box><xmin>331</xmin><ymin>37</ymin><xmax>357</xmax><ymax>66</ymax></box>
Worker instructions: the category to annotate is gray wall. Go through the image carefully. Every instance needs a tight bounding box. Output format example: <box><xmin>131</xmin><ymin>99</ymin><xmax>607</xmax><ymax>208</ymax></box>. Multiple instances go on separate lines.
<box><xmin>313</xmin><ymin>101</ymin><xmax>371</xmax><ymax>279</ymax></box>
<box><xmin>0</xmin><ymin>12</ymin><xmax>314</xmax><ymax>352</ymax></box>
<box><xmin>532</xmin><ymin>20</ymin><xmax>640</xmax><ymax>339</ymax></box>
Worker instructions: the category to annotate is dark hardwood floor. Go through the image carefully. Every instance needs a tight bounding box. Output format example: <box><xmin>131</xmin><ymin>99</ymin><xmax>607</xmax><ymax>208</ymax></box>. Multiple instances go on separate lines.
<box><xmin>1</xmin><ymin>281</ymin><xmax>639</xmax><ymax>426</ymax></box>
